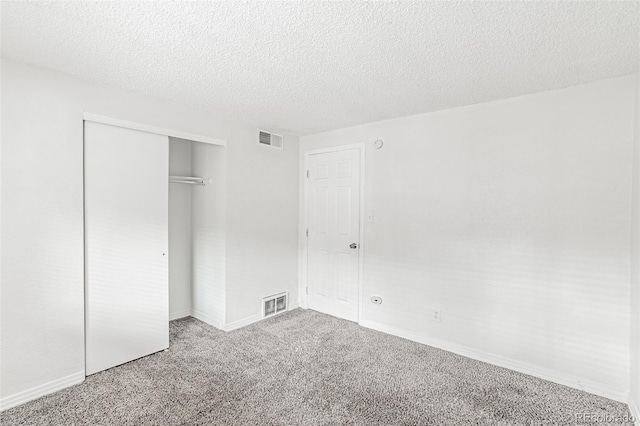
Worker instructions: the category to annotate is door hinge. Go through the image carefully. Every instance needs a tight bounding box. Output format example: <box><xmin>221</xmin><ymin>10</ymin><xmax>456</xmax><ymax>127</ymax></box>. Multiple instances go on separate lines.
<box><xmin>306</xmin><ymin>170</ymin><xmax>309</xmax><ymax>178</ymax></box>
<box><xmin>306</xmin><ymin>228</ymin><xmax>308</xmax><ymax>237</ymax></box>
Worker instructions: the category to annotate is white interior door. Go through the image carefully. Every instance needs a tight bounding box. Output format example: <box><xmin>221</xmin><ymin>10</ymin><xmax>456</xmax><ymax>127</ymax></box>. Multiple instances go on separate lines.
<box><xmin>85</xmin><ymin>121</ymin><xmax>169</xmax><ymax>375</ymax></box>
<box><xmin>307</xmin><ymin>148</ymin><xmax>361</xmax><ymax>322</ymax></box>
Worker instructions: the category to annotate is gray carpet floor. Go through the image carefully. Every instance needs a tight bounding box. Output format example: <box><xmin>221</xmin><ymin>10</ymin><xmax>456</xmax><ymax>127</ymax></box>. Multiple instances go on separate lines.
<box><xmin>1</xmin><ymin>309</ymin><xmax>633</xmax><ymax>425</ymax></box>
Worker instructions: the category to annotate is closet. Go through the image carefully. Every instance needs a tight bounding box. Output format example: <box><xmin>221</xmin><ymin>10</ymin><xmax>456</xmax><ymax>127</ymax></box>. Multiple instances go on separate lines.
<box><xmin>84</xmin><ymin>119</ymin><xmax>225</xmax><ymax>375</ymax></box>
<box><xmin>167</xmin><ymin>137</ymin><xmax>226</xmax><ymax>326</ymax></box>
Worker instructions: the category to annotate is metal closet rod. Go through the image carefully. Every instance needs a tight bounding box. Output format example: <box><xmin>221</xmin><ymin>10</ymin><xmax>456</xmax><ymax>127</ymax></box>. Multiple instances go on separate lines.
<box><xmin>169</xmin><ymin>176</ymin><xmax>212</xmax><ymax>186</ymax></box>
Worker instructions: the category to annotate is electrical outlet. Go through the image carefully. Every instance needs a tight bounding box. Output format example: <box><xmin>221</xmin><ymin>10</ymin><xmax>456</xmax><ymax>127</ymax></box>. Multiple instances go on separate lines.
<box><xmin>432</xmin><ymin>310</ymin><xmax>441</xmax><ymax>322</ymax></box>
<box><xmin>367</xmin><ymin>211</ymin><xmax>375</xmax><ymax>223</ymax></box>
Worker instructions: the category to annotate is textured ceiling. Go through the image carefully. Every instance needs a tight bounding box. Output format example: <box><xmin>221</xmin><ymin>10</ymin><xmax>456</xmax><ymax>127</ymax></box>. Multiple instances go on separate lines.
<box><xmin>2</xmin><ymin>1</ymin><xmax>638</xmax><ymax>136</ymax></box>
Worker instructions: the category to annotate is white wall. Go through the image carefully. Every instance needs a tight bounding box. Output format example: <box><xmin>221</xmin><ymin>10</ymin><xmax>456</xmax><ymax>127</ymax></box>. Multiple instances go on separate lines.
<box><xmin>630</xmin><ymin>72</ymin><xmax>640</xmax><ymax>419</ymax></box>
<box><xmin>300</xmin><ymin>75</ymin><xmax>636</xmax><ymax>401</ymax></box>
<box><xmin>0</xmin><ymin>58</ymin><xmax>299</xmax><ymax>406</ymax></box>
<box><xmin>192</xmin><ymin>142</ymin><xmax>227</xmax><ymax>327</ymax></box>
<box><xmin>225</xmin><ymin>131</ymin><xmax>300</xmax><ymax>325</ymax></box>
<box><xmin>169</xmin><ymin>138</ymin><xmax>193</xmax><ymax>320</ymax></box>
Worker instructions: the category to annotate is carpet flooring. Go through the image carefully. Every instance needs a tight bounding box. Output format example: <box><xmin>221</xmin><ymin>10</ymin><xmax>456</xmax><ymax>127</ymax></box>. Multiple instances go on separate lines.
<box><xmin>1</xmin><ymin>309</ymin><xmax>633</xmax><ymax>425</ymax></box>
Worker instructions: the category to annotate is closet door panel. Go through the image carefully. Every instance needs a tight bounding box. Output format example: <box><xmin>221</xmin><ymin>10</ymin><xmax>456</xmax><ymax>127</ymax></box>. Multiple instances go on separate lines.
<box><xmin>85</xmin><ymin>121</ymin><xmax>169</xmax><ymax>375</ymax></box>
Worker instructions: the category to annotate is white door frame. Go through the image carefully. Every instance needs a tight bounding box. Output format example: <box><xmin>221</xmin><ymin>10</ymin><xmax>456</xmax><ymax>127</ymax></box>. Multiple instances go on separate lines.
<box><xmin>83</xmin><ymin>113</ymin><xmax>226</xmax><ymax>147</ymax></box>
<box><xmin>299</xmin><ymin>143</ymin><xmax>366</xmax><ymax>323</ymax></box>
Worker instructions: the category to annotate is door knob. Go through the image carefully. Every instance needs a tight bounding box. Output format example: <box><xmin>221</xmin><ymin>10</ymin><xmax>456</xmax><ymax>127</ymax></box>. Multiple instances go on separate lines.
<box><xmin>350</xmin><ymin>243</ymin><xmax>358</xmax><ymax>249</ymax></box>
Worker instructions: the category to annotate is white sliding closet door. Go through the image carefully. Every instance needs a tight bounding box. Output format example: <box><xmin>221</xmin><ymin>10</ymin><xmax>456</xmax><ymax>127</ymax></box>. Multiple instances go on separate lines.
<box><xmin>85</xmin><ymin>121</ymin><xmax>169</xmax><ymax>375</ymax></box>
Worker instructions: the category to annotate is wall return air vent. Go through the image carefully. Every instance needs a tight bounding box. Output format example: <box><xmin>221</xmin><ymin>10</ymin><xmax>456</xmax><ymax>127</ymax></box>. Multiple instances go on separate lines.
<box><xmin>258</xmin><ymin>130</ymin><xmax>283</xmax><ymax>150</ymax></box>
<box><xmin>263</xmin><ymin>292</ymin><xmax>288</xmax><ymax>318</ymax></box>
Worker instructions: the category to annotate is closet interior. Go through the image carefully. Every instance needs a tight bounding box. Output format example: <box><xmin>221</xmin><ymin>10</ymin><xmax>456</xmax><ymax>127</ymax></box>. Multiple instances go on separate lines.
<box><xmin>168</xmin><ymin>137</ymin><xmax>226</xmax><ymax>326</ymax></box>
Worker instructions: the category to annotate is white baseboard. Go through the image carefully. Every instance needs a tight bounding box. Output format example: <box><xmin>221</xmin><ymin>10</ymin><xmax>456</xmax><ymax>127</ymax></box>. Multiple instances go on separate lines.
<box><xmin>222</xmin><ymin>304</ymin><xmax>301</xmax><ymax>332</ymax></box>
<box><xmin>190</xmin><ymin>309</ymin><xmax>223</xmax><ymax>329</ymax></box>
<box><xmin>169</xmin><ymin>309</ymin><xmax>192</xmax><ymax>321</ymax></box>
<box><xmin>171</xmin><ymin>310</ymin><xmax>264</xmax><ymax>331</ymax></box>
<box><xmin>628</xmin><ymin>393</ymin><xmax>639</xmax><ymax>426</ymax></box>
<box><xmin>223</xmin><ymin>314</ymin><xmax>263</xmax><ymax>332</ymax></box>
<box><xmin>359</xmin><ymin>318</ymin><xmax>627</xmax><ymax>403</ymax></box>
<box><xmin>0</xmin><ymin>371</ymin><xmax>85</xmax><ymax>411</ymax></box>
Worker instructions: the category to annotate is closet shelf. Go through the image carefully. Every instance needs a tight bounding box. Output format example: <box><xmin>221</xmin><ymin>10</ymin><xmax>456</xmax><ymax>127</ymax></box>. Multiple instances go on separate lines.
<box><xmin>169</xmin><ymin>176</ymin><xmax>212</xmax><ymax>186</ymax></box>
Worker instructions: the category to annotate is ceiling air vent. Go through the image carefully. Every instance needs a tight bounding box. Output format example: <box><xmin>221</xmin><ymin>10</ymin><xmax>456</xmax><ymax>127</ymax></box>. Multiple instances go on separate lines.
<box><xmin>258</xmin><ymin>130</ymin><xmax>283</xmax><ymax>150</ymax></box>
<box><xmin>263</xmin><ymin>292</ymin><xmax>288</xmax><ymax>318</ymax></box>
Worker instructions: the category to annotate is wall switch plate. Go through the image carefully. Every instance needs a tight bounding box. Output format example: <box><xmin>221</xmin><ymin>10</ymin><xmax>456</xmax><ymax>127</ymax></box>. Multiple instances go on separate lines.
<box><xmin>432</xmin><ymin>310</ymin><xmax>441</xmax><ymax>322</ymax></box>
